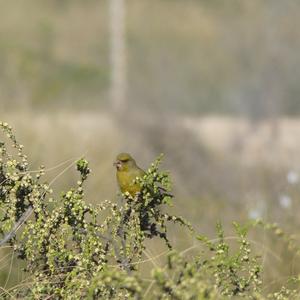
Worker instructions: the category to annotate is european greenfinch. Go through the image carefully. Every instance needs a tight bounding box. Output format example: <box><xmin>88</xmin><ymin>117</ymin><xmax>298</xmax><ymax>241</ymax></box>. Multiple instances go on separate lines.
<box><xmin>114</xmin><ymin>153</ymin><xmax>145</xmax><ymax>197</ymax></box>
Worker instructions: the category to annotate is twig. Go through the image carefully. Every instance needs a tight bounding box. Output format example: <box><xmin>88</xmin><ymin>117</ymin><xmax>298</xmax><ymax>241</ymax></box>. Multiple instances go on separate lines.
<box><xmin>0</xmin><ymin>207</ymin><xmax>32</xmax><ymax>247</ymax></box>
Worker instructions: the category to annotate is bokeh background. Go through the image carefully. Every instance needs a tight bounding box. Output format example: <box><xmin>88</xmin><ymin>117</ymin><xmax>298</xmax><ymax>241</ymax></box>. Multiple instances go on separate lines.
<box><xmin>1</xmin><ymin>0</ymin><xmax>300</xmax><ymax>293</ymax></box>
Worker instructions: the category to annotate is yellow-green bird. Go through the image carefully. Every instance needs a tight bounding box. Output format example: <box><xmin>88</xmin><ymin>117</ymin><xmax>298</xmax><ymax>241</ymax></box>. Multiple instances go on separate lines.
<box><xmin>114</xmin><ymin>153</ymin><xmax>145</xmax><ymax>197</ymax></box>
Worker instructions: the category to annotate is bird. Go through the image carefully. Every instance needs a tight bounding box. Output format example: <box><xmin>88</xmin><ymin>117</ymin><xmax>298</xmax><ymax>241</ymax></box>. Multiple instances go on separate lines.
<box><xmin>114</xmin><ymin>153</ymin><xmax>145</xmax><ymax>197</ymax></box>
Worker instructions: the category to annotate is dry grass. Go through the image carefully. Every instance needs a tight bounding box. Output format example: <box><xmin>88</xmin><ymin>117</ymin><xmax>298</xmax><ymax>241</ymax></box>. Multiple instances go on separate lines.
<box><xmin>184</xmin><ymin>115</ymin><xmax>300</xmax><ymax>167</ymax></box>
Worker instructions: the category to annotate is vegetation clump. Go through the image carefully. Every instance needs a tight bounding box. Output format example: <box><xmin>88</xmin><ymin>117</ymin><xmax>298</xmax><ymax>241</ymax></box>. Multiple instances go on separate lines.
<box><xmin>0</xmin><ymin>122</ymin><xmax>300</xmax><ymax>299</ymax></box>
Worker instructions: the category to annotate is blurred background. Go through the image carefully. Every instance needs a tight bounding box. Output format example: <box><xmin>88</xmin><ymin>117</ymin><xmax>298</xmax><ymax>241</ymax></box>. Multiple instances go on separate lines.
<box><xmin>1</xmin><ymin>0</ymin><xmax>300</xmax><ymax>293</ymax></box>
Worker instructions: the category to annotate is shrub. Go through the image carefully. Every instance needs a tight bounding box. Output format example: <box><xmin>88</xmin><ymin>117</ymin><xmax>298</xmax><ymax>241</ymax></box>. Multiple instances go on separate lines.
<box><xmin>0</xmin><ymin>122</ymin><xmax>299</xmax><ymax>299</ymax></box>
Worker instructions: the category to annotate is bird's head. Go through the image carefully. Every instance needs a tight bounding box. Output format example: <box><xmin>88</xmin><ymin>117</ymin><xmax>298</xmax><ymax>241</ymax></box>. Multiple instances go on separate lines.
<box><xmin>114</xmin><ymin>153</ymin><xmax>137</xmax><ymax>172</ymax></box>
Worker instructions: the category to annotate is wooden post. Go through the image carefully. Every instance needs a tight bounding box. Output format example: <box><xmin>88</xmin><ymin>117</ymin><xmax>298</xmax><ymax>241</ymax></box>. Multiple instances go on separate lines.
<box><xmin>109</xmin><ymin>0</ymin><xmax>127</xmax><ymax>114</ymax></box>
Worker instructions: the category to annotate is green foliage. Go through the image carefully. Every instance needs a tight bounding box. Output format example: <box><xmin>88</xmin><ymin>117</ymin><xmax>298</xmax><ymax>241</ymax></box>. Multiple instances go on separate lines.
<box><xmin>1</xmin><ymin>123</ymin><xmax>300</xmax><ymax>299</ymax></box>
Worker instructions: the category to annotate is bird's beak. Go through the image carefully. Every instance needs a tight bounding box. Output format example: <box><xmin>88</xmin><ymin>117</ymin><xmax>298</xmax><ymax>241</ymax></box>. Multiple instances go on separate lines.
<box><xmin>113</xmin><ymin>160</ymin><xmax>122</xmax><ymax>170</ymax></box>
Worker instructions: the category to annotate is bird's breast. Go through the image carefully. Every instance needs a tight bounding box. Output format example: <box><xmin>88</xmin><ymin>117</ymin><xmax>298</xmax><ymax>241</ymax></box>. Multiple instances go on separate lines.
<box><xmin>117</xmin><ymin>171</ymin><xmax>142</xmax><ymax>196</ymax></box>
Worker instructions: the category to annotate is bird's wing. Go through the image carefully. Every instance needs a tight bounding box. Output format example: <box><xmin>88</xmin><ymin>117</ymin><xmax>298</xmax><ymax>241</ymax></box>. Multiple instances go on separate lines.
<box><xmin>130</xmin><ymin>167</ymin><xmax>145</xmax><ymax>179</ymax></box>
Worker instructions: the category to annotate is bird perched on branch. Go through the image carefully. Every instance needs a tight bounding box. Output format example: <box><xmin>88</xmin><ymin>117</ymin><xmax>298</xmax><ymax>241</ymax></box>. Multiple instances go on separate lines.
<box><xmin>114</xmin><ymin>153</ymin><xmax>145</xmax><ymax>197</ymax></box>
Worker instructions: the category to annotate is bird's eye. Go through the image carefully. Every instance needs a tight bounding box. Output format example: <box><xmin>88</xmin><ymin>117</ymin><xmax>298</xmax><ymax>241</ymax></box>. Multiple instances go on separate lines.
<box><xmin>120</xmin><ymin>159</ymin><xmax>129</xmax><ymax>163</ymax></box>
